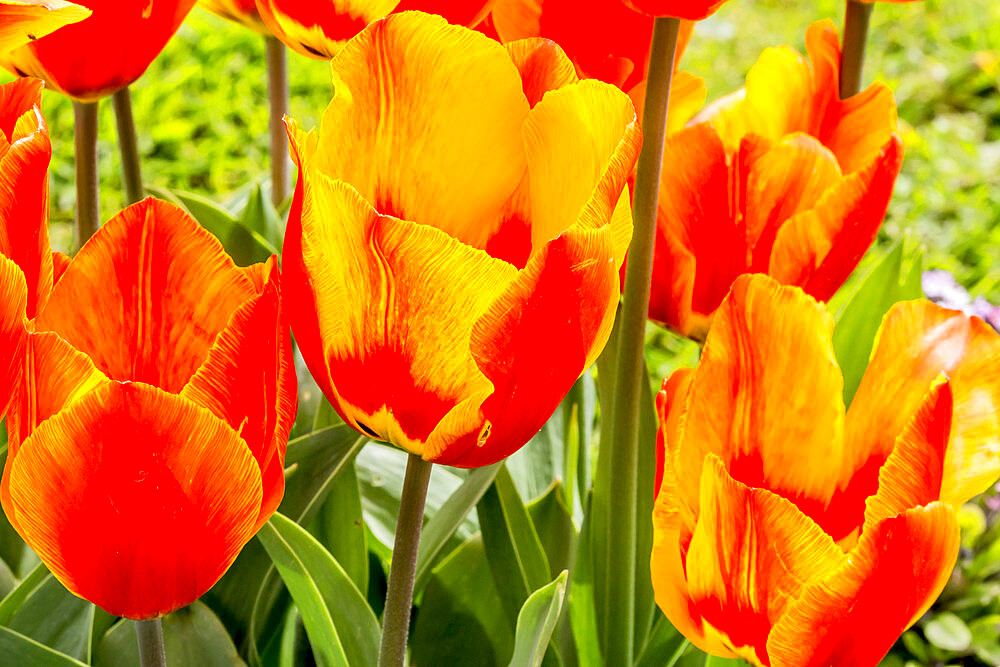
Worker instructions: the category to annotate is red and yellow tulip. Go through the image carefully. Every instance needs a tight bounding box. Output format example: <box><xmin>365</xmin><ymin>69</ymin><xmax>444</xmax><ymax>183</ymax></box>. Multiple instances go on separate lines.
<box><xmin>0</xmin><ymin>0</ymin><xmax>198</xmax><ymax>101</ymax></box>
<box><xmin>255</xmin><ymin>0</ymin><xmax>497</xmax><ymax>59</ymax></box>
<box><xmin>0</xmin><ymin>0</ymin><xmax>89</xmax><ymax>54</ymax></box>
<box><xmin>621</xmin><ymin>0</ymin><xmax>731</xmax><ymax>21</ymax></box>
<box><xmin>652</xmin><ymin>274</ymin><xmax>1000</xmax><ymax>666</ymax></box>
<box><xmin>283</xmin><ymin>11</ymin><xmax>640</xmax><ymax>468</ymax></box>
<box><xmin>0</xmin><ymin>102</ymin><xmax>297</xmax><ymax>618</ymax></box>
<box><xmin>649</xmin><ymin>20</ymin><xmax>903</xmax><ymax>339</ymax></box>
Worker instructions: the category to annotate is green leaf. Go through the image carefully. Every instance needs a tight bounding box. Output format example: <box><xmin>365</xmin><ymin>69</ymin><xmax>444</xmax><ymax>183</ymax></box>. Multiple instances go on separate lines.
<box><xmin>477</xmin><ymin>465</ymin><xmax>552</xmax><ymax>626</ymax></box>
<box><xmin>832</xmin><ymin>240</ymin><xmax>923</xmax><ymax>406</ymax></box>
<box><xmin>635</xmin><ymin>616</ymin><xmax>689</xmax><ymax>667</ymax></box>
<box><xmin>414</xmin><ymin>463</ymin><xmax>501</xmax><ymax>596</ymax></box>
<box><xmin>8</xmin><ymin>575</ymin><xmax>94</xmax><ymax>662</ymax></box>
<box><xmin>527</xmin><ymin>483</ymin><xmax>575</xmax><ymax>581</ymax></box>
<box><xmin>0</xmin><ymin>562</ymin><xmax>48</xmax><ymax>625</ymax></box>
<box><xmin>0</xmin><ymin>626</ymin><xmax>86</xmax><ymax>666</ymax></box>
<box><xmin>568</xmin><ymin>500</ymin><xmax>601</xmax><ymax>667</ymax></box>
<box><xmin>238</xmin><ymin>184</ymin><xmax>284</xmax><ymax>250</ymax></box>
<box><xmin>93</xmin><ymin>602</ymin><xmax>244</xmax><ymax>667</ymax></box>
<box><xmin>308</xmin><ymin>460</ymin><xmax>368</xmax><ymax>595</ymax></box>
<box><xmin>924</xmin><ymin>612</ymin><xmax>972</xmax><ymax>652</ymax></box>
<box><xmin>508</xmin><ymin>572</ymin><xmax>568</xmax><ymax>667</ymax></box>
<box><xmin>702</xmin><ymin>656</ymin><xmax>746</xmax><ymax>666</ymax></box>
<box><xmin>410</xmin><ymin>534</ymin><xmax>514</xmax><ymax>666</ymax></box>
<box><xmin>257</xmin><ymin>513</ymin><xmax>379</xmax><ymax>667</ymax></box>
<box><xmin>969</xmin><ymin>614</ymin><xmax>1000</xmax><ymax>665</ymax></box>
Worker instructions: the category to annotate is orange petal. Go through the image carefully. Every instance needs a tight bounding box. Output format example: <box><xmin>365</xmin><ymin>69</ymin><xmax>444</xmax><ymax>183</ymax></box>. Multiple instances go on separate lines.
<box><xmin>0</xmin><ymin>254</ymin><xmax>27</xmax><ymax>418</ymax></box>
<box><xmin>436</xmin><ymin>224</ymin><xmax>620</xmax><ymax>467</ymax></box>
<box><xmin>673</xmin><ymin>275</ymin><xmax>847</xmax><ymax>529</ymax></box>
<box><xmin>767</xmin><ymin>503</ymin><xmax>959</xmax><ymax>667</ymax></box>
<box><xmin>843</xmin><ymin>300</ymin><xmax>1000</xmax><ymax>509</ymax></box>
<box><xmin>0</xmin><ymin>78</ymin><xmax>52</xmax><ymax>319</ymax></box>
<box><xmin>769</xmin><ymin>135</ymin><xmax>903</xmax><ymax>302</ymax></box>
<box><xmin>649</xmin><ymin>122</ymin><xmax>742</xmax><ymax>337</ymax></box>
<box><xmin>521</xmin><ymin>78</ymin><xmax>639</xmax><ymax>262</ymax></box>
<box><xmin>35</xmin><ymin>198</ymin><xmax>258</xmax><ymax>393</ymax></box>
<box><xmin>740</xmin><ymin>133</ymin><xmax>842</xmax><ymax>271</ymax></box>
<box><xmin>199</xmin><ymin>0</ymin><xmax>267</xmax><ymax>33</ymax></box>
<box><xmin>5</xmin><ymin>382</ymin><xmax>262</xmax><ymax>619</ymax></box>
<box><xmin>629</xmin><ymin>69</ymin><xmax>707</xmax><ymax>136</ymax></box>
<box><xmin>655</xmin><ymin>368</ymin><xmax>693</xmax><ymax>499</ymax></box>
<box><xmin>621</xmin><ymin>0</ymin><xmax>731</xmax><ymax>20</ymax></box>
<box><xmin>0</xmin><ymin>0</ymin><xmax>90</xmax><ymax>55</ymax></box>
<box><xmin>392</xmin><ymin>0</ymin><xmax>496</xmax><ymax>27</ymax></box>
<box><xmin>683</xmin><ymin>456</ymin><xmax>845</xmax><ymax>665</ymax></box>
<box><xmin>286</xmin><ymin>169</ymin><xmax>516</xmax><ymax>458</ymax></box>
<box><xmin>181</xmin><ymin>256</ymin><xmax>297</xmax><ymax>531</ymax></box>
<box><xmin>256</xmin><ymin>0</ymin><xmax>395</xmax><ymax>59</ymax></box>
<box><xmin>503</xmin><ymin>37</ymin><xmax>578</xmax><ymax>107</ymax></box>
<box><xmin>309</xmin><ymin>11</ymin><xmax>529</xmax><ymax>250</ymax></box>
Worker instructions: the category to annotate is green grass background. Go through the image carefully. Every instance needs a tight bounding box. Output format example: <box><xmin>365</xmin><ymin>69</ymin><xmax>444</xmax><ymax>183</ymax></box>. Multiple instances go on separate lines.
<box><xmin>2</xmin><ymin>0</ymin><xmax>998</xmax><ymax>301</ymax></box>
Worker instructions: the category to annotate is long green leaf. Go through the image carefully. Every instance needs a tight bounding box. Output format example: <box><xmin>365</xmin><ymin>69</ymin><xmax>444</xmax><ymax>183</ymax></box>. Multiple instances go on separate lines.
<box><xmin>0</xmin><ymin>562</ymin><xmax>47</xmax><ymax>625</ymax></box>
<box><xmin>568</xmin><ymin>496</ymin><xmax>601</xmax><ymax>667</ymax></box>
<box><xmin>258</xmin><ymin>513</ymin><xmax>380</xmax><ymax>667</ymax></box>
<box><xmin>509</xmin><ymin>572</ymin><xmax>568</xmax><ymax>667</ymax></box>
<box><xmin>309</xmin><ymin>460</ymin><xmax>368</xmax><ymax>594</ymax></box>
<box><xmin>8</xmin><ymin>575</ymin><xmax>93</xmax><ymax>662</ymax></box>
<box><xmin>0</xmin><ymin>627</ymin><xmax>86</xmax><ymax>667</ymax></box>
<box><xmin>413</xmin><ymin>463</ymin><xmax>502</xmax><ymax>595</ymax></box>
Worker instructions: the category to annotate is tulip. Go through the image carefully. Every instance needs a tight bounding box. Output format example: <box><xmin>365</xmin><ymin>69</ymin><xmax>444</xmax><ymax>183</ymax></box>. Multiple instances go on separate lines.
<box><xmin>256</xmin><ymin>0</ymin><xmax>497</xmax><ymax>59</ymax></box>
<box><xmin>621</xmin><ymin>0</ymin><xmax>730</xmax><ymax>21</ymax></box>
<box><xmin>651</xmin><ymin>273</ymin><xmax>1000</xmax><ymax>666</ymax></box>
<box><xmin>200</xmin><ymin>0</ymin><xmax>267</xmax><ymax>32</ymax></box>
<box><xmin>650</xmin><ymin>20</ymin><xmax>903</xmax><ymax>340</ymax></box>
<box><xmin>0</xmin><ymin>193</ymin><xmax>297</xmax><ymax>619</ymax></box>
<box><xmin>0</xmin><ymin>0</ymin><xmax>198</xmax><ymax>102</ymax></box>
<box><xmin>0</xmin><ymin>0</ymin><xmax>89</xmax><ymax>54</ymax></box>
<box><xmin>488</xmin><ymin>0</ymin><xmax>704</xmax><ymax>132</ymax></box>
<box><xmin>283</xmin><ymin>11</ymin><xmax>640</xmax><ymax>469</ymax></box>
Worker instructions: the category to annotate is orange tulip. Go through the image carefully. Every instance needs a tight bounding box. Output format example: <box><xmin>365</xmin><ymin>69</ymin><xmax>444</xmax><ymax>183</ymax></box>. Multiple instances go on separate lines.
<box><xmin>0</xmin><ymin>190</ymin><xmax>297</xmax><ymax>617</ymax></box>
<box><xmin>255</xmin><ymin>0</ymin><xmax>497</xmax><ymax>59</ymax></box>
<box><xmin>488</xmin><ymin>0</ymin><xmax>705</xmax><ymax>132</ymax></box>
<box><xmin>621</xmin><ymin>0</ymin><xmax>730</xmax><ymax>21</ymax></box>
<box><xmin>0</xmin><ymin>0</ymin><xmax>89</xmax><ymax>54</ymax></box>
<box><xmin>283</xmin><ymin>12</ymin><xmax>640</xmax><ymax>468</ymax></box>
<box><xmin>200</xmin><ymin>0</ymin><xmax>267</xmax><ymax>32</ymax></box>
<box><xmin>649</xmin><ymin>20</ymin><xmax>903</xmax><ymax>339</ymax></box>
<box><xmin>0</xmin><ymin>0</ymin><xmax>198</xmax><ymax>101</ymax></box>
<box><xmin>651</xmin><ymin>274</ymin><xmax>1000</xmax><ymax>666</ymax></box>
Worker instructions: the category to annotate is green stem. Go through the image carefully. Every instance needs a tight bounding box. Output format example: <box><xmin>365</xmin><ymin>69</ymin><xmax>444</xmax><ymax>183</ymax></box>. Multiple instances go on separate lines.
<box><xmin>73</xmin><ymin>100</ymin><xmax>100</xmax><ymax>249</ymax></box>
<box><xmin>266</xmin><ymin>35</ymin><xmax>290</xmax><ymax>208</ymax></box>
<box><xmin>135</xmin><ymin>618</ymin><xmax>166</xmax><ymax>667</ymax></box>
<box><xmin>112</xmin><ymin>87</ymin><xmax>144</xmax><ymax>205</ymax></box>
<box><xmin>603</xmin><ymin>17</ymin><xmax>680</xmax><ymax>667</ymax></box>
<box><xmin>378</xmin><ymin>453</ymin><xmax>433</xmax><ymax>667</ymax></box>
<box><xmin>839</xmin><ymin>0</ymin><xmax>874</xmax><ymax>98</ymax></box>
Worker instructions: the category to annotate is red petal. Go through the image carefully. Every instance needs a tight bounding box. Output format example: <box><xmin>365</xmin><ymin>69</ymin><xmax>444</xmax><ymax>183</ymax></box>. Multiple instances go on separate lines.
<box><xmin>0</xmin><ymin>254</ymin><xmax>26</xmax><ymax>418</ymax></box>
<box><xmin>5</xmin><ymin>382</ymin><xmax>262</xmax><ymax>619</ymax></box>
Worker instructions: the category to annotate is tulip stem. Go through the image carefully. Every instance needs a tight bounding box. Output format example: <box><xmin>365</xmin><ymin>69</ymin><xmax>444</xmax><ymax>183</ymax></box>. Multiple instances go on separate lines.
<box><xmin>604</xmin><ymin>16</ymin><xmax>680</xmax><ymax>667</ymax></box>
<box><xmin>266</xmin><ymin>36</ymin><xmax>290</xmax><ymax>208</ymax></box>
<box><xmin>135</xmin><ymin>618</ymin><xmax>166</xmax><ymax>667</ymax></box>
<box><xmin>112</xmin><ymin>87</ymin><xmax>144</xmax><ymax>206</ymax></box>
<box><xmin>73</xmin><ymin>100</ymin><xmax>100</xmax><ymax>249</ymax></box>
<box><xmin>378</xmin><ymin>453</ymin><xmax>432</xmax><ymax>667</ymax></box>
<box><xmin>840</xmin><ymin>0</ymin><xmax>874</xmax><ymax>98</ymax></box>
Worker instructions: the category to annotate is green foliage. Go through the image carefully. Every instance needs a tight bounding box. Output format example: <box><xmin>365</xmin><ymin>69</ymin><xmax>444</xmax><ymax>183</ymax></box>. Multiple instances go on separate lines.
<box><xmin>508</xmin><ymin>572</ymin><xmax>568</xmax><ymax>667</ymax></box>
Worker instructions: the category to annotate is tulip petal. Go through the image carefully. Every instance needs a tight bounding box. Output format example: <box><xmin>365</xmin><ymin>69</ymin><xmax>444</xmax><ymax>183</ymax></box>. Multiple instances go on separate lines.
<box><xmin>0</xmin><ymin>0</ymin><xmax>90</xmax><ymax>55</ymax></box>
<box><xmin>769</xmin><ymin>136</ymin><xmax>903</xmax><ymax>302</ymax></box>
<box><xmin>843</xmin><ymin>300</ymin><xmax>1000</xmax><ymax>510</ymax></box>
<box><xmin>0</xmin><ymin>79</ymin><xmax>52</xmax><ymax>318</ymax></box>
<box><xmin>434</xmin><ymin>224</ymin><xmax>619</xmax><ymax>467</ymax></box>
<box><xmin>181</xmin><ymin>256</ymin><xmax>296</xmax><ymax>531</ymax></box>
<box><xmin>503</xmin><ymin>38</ymin><xmax>578</xmax><ymax>107</ymax></box>
<box><xmin>521</xmin><ymin>78</ymin><xmax>639</xmax><ymax>262</ymax></box>
<box><xmin>5</xmin><ymin>382</ymin><xmax>262</xmax><ymax>619</ymax></box>
<box><xmin>35</xmin><ymin>198</ymin><xmax>258</xmax><ymax>393</ymax></box>
<box><xmin>0</xmin><ymin>254</ymin><xmax>26</xmax><ymax>418</ymax></box>
<box><xmin>256</xmin><ymin>0</ymin><xmax>396</xmax><ymax>59</ymax></box>
<box><xmin>311</xmin><ymin>11</ymin><xmax>530</xmax><ymax>250</ymax></box>
<box><xmin>621</xmin><ymin>0</ymin><xmax>729</xmax><ymax>21</ymax></box>
<box><xmin>393</xmin><ymin>0</ymin><xmax>496</xmax><ymax>27</ymax></box>
<box><xmin>673</xmin><ymin>275</ymin><xmax>846</xmax><ymax>526</ymax></box>
<box><xmin>767</xmin><ymin>503</ymin><xmax>959</xmax><ymax>667</ymax></box>
<box><xmin>683</xmin><ymin>455</ymin><xmax>845</xmax><ymax>666</ymax></box>
<box><xmin>290</xmin><ymin>170</ymin><xmax>517</xmax><ymax>457</ymax></box>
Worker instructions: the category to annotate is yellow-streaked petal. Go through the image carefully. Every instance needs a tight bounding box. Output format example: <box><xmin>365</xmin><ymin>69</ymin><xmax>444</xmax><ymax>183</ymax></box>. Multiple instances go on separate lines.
<box><xmin>674</xmin><ymin>275</ymin><xmax>846</xmax><ymax>527</ymax></box>
<box><xmin>255</xmin><ymin>0</ymin><xmax>397</xmax><ymax>59</ymax></box>
<box><xmin>312</xmin><ymin>11</ymin><xmax>530</xmax><ymax>250</ymax></box>
<box><xmin>503</xmin><ymin>37</ymin><xmax>578</xmax><ymax>107</ymax></box>
<box><xmin>0</xmin><ymin>0</ymin><xmax>90</xmax><ymax>55</ymax></box>
<box><xmin>0</xmin><ymin>254</ymin><xmax>27</xmax><ymax>418</ymax></box>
